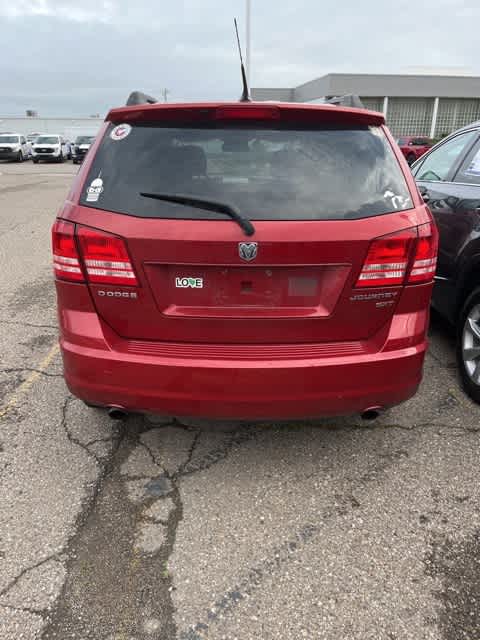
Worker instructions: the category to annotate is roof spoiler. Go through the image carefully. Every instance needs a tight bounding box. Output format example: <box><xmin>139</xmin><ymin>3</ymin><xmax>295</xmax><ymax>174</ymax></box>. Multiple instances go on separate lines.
<box><xmin>126</xmin><ymin>91</ymin><xmax>158</xmax><ymax>106</ymax></box>
<box><xmin>325</xmin><ymin>94</ymin><xmax>365</xmax><ymax>109</ymax></box>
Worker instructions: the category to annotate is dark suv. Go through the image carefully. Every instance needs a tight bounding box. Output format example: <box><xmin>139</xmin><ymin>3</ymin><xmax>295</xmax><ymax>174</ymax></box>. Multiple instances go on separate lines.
<box><xmin>72</xmin><ymin>135</ymin><xmax>96</xmax><ymax>164</ymax></box>
<box><xmin>412</xmin><ymin>121</ymin><xmax>480</xmax><ymax>402</ymax></box>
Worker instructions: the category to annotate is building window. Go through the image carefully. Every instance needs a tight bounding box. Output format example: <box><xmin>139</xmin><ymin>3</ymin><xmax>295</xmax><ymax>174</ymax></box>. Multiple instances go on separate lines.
<box><xmin>359</xmin><ymin>97</ymin><xmax>384</xmax><ymax>112</ymax></box>
<box><xmin>434</xmin><ymin>99</ymin><xmax>480</xmax><ymax>138</ymax></box>
<box><xmin>385</xmin><ymin>98</ymin><xmax>434</xmax><ymax>137</ymax></box>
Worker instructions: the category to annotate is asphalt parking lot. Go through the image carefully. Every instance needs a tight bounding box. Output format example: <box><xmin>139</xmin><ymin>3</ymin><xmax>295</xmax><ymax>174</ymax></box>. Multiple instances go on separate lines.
<box><xmin>1</xmin><ymin>160</ymin><xmax>480</xmax><ymax>640</ymax></box>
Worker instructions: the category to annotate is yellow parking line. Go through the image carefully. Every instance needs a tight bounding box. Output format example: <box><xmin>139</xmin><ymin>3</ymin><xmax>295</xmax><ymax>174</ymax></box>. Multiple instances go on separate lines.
<box><xmin>0</xmin><ymin>343</ymin><xmax>60</xmax><ymax>420</ymax></box>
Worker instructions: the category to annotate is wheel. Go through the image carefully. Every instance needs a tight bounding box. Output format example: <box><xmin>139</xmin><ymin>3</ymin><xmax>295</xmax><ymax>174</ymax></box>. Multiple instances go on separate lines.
<box><xmin>57</xmin><ymin>152</ymin><xmax>64</xmax><ymax>163</ymax></box>
<box><xmin>33</xmin><ymin>158</ymin><xmax>39</xmax><ymax>164</ymax></box>
<box><xmin>457</xmin><ymin>286</ymin><xmax>480</xmax><ymax>404</ymax></box>
<box><xmin>407</xmin><ymin>153</ymin><xmax>416</xmax><ymax>165</ymax></box>
<box><xmin>16</xmin><ymin>150</ymin><xmax>23</xmax><ymax>162</ymax></box>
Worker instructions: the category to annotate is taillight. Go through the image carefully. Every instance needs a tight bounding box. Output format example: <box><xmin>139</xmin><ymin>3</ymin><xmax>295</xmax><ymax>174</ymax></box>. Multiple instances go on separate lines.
<box><xmin>76</xmin><ymin>226</ymin><xmax>138</xmax><ymax>286</ymax></box>
<box><xmin>356</xmin><ymin>229</ymin><xmax>416</xmax><ymax>288</ymax></box>
<box><xmin>52</xmin><ymin>220</ymin><xmax>84</xmax><ymax>282</ymax></box>
<box><xmin>356</xmin><ymin>223</ymin><xmax>438</xmax><ymax>289</ymax></box>
<box><xmin>407</xmin><ymin>222</ymin><xmax>438</xmax><ymax>284</ymax></box>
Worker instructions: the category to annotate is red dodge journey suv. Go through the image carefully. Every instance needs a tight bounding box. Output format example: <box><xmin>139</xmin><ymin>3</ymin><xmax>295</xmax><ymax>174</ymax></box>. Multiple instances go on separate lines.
<box><xmin>52</xmin><ymin>98</ymin><xmax>437</xmax><ymax>420</ymax></box>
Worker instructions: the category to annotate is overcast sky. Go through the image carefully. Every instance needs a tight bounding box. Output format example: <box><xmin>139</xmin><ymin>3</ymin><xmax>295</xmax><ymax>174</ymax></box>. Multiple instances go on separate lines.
<box><xmin>1</xmin><ymin>0</ymin><xmax>479</xmax><ymax>116</ymax></box>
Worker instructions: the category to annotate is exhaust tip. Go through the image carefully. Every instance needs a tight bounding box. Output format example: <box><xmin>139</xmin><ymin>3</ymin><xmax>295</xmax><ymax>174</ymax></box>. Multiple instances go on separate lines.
<box><xmin>107</xmin><ymin>406</ymin><xmax>128</xmax><ymax>420</ymax></box>
<box><xmin>361</xmin><ymin>407</ymin><xmax>382</xmax><ymax>421</ymax></box>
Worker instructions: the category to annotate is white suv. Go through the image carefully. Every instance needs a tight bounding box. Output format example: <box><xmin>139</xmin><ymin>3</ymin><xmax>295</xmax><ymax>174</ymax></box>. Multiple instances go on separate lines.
<box><xmin>32</xmin><ymin>135</ymin><xmax>71</xmax><ymax>163</ymax></box>
<box><xmin>0</xmin><ymin>133</ymin><xmax>31</xmax><ymax>162</ymax></box>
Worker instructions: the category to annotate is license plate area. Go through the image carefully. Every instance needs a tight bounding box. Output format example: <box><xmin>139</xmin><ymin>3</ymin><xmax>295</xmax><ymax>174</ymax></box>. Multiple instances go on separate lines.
<box><xmin>144</xmin><ymin>264</ymin><xmax>350</xmax><ymax>319</ymax></box>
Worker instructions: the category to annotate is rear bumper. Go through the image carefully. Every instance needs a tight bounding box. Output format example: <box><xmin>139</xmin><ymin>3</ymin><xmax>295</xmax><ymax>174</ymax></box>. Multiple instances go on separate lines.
<box><xmin>61</xmin><ymin>328</ymin><xmax>426</xmax><ymax>420</ymax></box>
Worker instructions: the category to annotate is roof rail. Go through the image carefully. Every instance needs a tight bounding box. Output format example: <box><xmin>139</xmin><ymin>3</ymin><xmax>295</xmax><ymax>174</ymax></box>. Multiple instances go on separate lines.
<box><xmin>126</xmin><ymin>91</ymin><xmax>158</xmax><ymax>106</ymax></box>
<box><xmin>325</xmin><ymin>94</ymin><xmax>365</xmax><ymax>109</ymax></box>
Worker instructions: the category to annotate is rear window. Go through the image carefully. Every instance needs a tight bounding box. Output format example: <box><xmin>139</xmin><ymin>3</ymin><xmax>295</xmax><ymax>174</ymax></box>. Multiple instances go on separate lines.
<box><xmin>80</xmin><ymin>123</ymin><xmax>412</xmax><ymax>220</ymax></box>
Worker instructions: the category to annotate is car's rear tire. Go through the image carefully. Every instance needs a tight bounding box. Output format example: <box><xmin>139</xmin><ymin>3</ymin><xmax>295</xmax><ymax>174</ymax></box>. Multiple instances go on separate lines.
<box><xmin>407</xmin><ymin>153</ymin><xmax>416</xmax><ymax>165</ymax></box>
<box><xmin>457</xmin><ymin>286</ymin><xmax>480</xmax><ymax>404</ymax></box>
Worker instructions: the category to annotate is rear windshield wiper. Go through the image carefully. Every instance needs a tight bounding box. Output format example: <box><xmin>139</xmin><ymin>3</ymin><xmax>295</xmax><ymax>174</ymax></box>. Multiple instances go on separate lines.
<box><xmin>139</xmin><ymin>192</ymin><xmax>255</xmax><ymax>237</ymax></box>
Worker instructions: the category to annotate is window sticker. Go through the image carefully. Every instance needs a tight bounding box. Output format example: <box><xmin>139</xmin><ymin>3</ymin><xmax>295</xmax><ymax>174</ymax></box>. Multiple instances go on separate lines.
<box><xmin>110</xmin><ymin>124</ymin><xmax>132</xmax><ymax>141</ymax></box>
<box><xmin>384</xmin><ymin>189</ymin><xmax>411</xmax><ymax>210</ymax></box>
<box><xmin>86</xmin><ymin>175</ymin><xmax>104</xmax><ymax>202</ymax></box>
<box><xmin>464</xmin><ymin>149</ymin><xmax>480</xmax><ymax>177</ymax></box>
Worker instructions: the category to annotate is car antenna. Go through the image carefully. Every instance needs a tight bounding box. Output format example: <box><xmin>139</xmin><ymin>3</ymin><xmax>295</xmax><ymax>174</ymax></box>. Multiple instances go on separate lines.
<box><xmin>234</xmin><ymin>18</ymin><xmax>251</xmax><ymax>102</ymax></box>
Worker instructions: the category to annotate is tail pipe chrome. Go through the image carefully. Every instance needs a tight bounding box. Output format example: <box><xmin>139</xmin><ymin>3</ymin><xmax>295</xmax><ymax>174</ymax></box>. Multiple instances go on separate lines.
<box><xmin>107</xmin><ymin>406</ymin><xmax>129</xmax><ymax>420</ymax></box>
<box><xmin>360</xmin><ymin>407</ymin><xmax>383</xmax><ymax>421</ymax></box>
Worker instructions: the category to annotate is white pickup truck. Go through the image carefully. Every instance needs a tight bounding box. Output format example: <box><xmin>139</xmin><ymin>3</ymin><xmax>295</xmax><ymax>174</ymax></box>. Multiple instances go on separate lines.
<box><xmin>0</xmin><ymin>133</ymin><xmax>31</xmax><ymax>162</ymax></box>
<box><xmin>32</xmin><ymin>135</ymin><xmax>71</xmax><ymax>163</ymax></box>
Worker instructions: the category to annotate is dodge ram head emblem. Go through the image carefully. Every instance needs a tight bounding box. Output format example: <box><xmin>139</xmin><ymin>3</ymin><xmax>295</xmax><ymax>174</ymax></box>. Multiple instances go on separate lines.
<box><xmin>238</xmin><ymin>242</ymin><xmax>258</xmax><ymax>262</ymax></box>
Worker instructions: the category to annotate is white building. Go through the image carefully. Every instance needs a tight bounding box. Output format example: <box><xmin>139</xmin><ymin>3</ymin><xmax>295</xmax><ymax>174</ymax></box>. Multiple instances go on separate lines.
<box><xmin>252</xmin><ymin>73</ymin><xmax>480</xmax><ymax>138</ymax></box>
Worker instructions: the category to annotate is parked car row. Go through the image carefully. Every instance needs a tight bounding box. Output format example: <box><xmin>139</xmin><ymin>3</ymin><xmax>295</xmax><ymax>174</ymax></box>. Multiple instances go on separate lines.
<box><xmin>0</xmin><ymin>132</ymin><xmax>96</xmax><ymax>164</ymax></box>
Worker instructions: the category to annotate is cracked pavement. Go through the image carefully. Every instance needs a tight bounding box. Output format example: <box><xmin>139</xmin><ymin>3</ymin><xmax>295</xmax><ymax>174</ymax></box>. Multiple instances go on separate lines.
<box><xmin>1</xmin><ymin>163</ymin><xmax>480</xmax><ymax>639</ymax></box>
